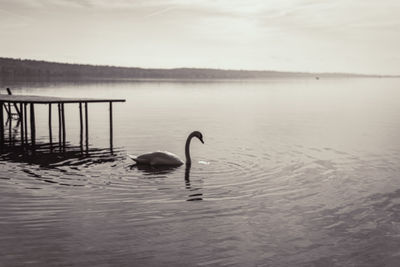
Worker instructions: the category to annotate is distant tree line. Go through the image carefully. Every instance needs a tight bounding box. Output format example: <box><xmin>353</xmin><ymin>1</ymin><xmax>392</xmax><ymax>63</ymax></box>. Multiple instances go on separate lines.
<box><xmin>0</xmin><ymin>57</ymin><xmax>373</xmax><ymax>82</ymax></box>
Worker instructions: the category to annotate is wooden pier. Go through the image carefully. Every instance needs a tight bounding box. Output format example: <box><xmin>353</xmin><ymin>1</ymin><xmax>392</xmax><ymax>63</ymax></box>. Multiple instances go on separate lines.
<box><xmin>0</xmin><ymin>90</ymin><xmax>125</xmax><ymax>153</ymax></box>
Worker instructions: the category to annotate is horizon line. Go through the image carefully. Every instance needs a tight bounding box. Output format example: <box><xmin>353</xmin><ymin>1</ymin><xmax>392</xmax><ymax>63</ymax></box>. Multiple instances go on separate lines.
<box><xmin>1</xmin><ymin>56</ymin><xmax>398</xmax><ymax>77</ymax></box>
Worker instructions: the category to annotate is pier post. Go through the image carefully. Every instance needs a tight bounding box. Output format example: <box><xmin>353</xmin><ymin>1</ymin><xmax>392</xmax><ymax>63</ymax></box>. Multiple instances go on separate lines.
<box><xmin>109</xmin><ymin>101</ymin><xmax>113</xmax><ymax>153</ymax></box>
<box><xmin>85</xmin><ymin>102</ymin><xmax>88</xmax><ymax>152</ymax></box>
<box><xmin>20</xmin><ymin>103</ymin><xmax>24</xmax><ymax>146</ymax></box>
<box><xmin>8</xmin><ymin>102</ymin><xmax>11</xmax><ymax>122</ymax></box>
<box><xmin>7</xmin><ymin>88</ymin><xmax>21</xmax><ymax>119</ymax></box>
<box><xmin>30</xmin><ymin>103</ymin><xmax>36</xmax><ymax>150</ymax></box>
<box><xmin>61</xmin><ymin>103</ymin><xmax>66</xmax><ymax>150</ymax></box>
<box><xmin>24</xmin><ymin>104</ymin><xmax>28</xmax><ymax>143</ymax></box>
<box><xmin>4</xmin><ymin>103</ymin><xmax>10</xmax><ymax>120</ymax></box>
<box><xmin>49</xmin><ymin>103</ymin><xmax>53</xmax><ymax>151</ymax></box>
<box><xmin>58</xmin><ymin>103</ymin><xmax>62</xmax><ymax>152</ymax></box>
<box><xmin>0</xmin><ymin>102</ymin><xmax>4</xmax><ymax>148</ymax></box>
<box><xmin>79</xmin><ymin>103</ymin><xmax>83</xmax><ymax>151</ymax></box>
<box><xmin>8</xmin><ymin>102</ymin><xmax>12</xmax><ymax>145</ymax></box>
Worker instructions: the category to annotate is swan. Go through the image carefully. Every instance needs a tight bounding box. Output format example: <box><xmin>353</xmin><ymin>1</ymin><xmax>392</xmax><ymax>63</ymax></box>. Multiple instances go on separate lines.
<box><xmin>128</xmin><ymin>131</ymin><xmax>204</xmax><ymax>167</ymax></box>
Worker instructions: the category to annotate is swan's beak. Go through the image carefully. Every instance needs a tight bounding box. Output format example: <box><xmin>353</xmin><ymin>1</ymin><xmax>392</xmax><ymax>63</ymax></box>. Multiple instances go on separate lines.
<box><xmin>200</xmin><ymin>137</ymin><xmax>204</xmax><ymax>144</ymax></box>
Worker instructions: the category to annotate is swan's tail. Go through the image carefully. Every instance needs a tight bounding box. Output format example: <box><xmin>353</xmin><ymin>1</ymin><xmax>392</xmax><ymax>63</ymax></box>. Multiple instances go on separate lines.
<box><xmin>127</xmin><ymin>154</ymin><xmax>139</xmax><ymax>163</ymax></box>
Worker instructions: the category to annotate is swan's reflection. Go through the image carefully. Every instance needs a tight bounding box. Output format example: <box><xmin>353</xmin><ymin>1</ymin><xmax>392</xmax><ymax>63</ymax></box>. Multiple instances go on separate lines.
<box><xmin>130</xmin><ymin>164</ymin><xmax>203</xmax><ymax>201</ymax></box>
<box><xmin>132</xmin><ymin>164</ymin><xmax>179</xmax><ymax>175</ymax></box>
<box><xmin>185</xmin><ymin>165</ymin><xmax>203</xmax><ymax>201</ymax></box>
<box><xmin>185</xmin><ymin>165</ymin><xmax>191</xmax><ymax>188</ymax></box>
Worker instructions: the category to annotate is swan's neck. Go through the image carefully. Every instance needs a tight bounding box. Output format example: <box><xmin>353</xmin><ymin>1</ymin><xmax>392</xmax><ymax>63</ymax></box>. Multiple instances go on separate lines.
<box><xmin>185</xmin><ymin>134</ymin><xmax>194</xmax><ymax>165</ymax></box>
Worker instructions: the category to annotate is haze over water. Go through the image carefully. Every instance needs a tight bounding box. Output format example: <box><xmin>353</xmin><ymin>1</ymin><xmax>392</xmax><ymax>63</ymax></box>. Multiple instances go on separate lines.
<box><xmin>1</xmin><ymin>78</ymin><xmax>400</xmax><ymax>266</ymax></box>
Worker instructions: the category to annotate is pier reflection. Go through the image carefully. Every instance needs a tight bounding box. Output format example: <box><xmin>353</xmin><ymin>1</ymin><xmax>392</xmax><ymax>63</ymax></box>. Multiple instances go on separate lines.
<box><xmin>0</xmin><ymin>141</ymin><xmax>122</xmax><ymax>168</ymax></box>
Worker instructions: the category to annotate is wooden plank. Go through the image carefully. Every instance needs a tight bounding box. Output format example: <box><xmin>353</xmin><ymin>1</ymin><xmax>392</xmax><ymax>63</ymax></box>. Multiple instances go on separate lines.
<box><xmin>0</xmin><ymin>94</ymin><xmax>125</xmax><ymax>104</ymax></box>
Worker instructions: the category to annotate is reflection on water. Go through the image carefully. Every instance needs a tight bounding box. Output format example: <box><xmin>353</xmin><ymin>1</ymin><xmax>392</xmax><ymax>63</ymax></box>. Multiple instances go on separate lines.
<box><xmin>1</xmin><ymin>79</ymin><xmax>400</xmax><ymax>266</ymax></box>
<box><xmin>185</xmin><ymin>165</ymin><xmax>204</xmax><ymax>201</ymax></box>
<box><xmin>1</xmin><ymin>142</ymin><xmax>119</xmax><ymax>167</ymax></box>
<box><xmin>128</xmin><ymin>163</ymin><xmax>203</xmax><ymax>201</ymax></box>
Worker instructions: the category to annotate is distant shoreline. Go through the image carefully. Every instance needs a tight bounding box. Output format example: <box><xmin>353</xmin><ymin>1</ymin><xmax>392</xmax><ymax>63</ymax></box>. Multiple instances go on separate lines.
<box><xmin>1</xmin><ymin>57</ymin><xmax>397</xmax><ymax>82</ymax></box>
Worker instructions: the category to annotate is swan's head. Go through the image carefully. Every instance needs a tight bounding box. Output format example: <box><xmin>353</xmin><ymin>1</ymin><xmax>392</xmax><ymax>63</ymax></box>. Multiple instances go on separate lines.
<box><xmin>192</xmin><ymin>131</ymin><xmax>204</xmax><ymax>144</ymax></box>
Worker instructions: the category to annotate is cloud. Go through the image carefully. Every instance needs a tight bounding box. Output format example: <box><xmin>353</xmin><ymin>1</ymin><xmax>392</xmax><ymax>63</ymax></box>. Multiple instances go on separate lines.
<box><xmin>144</xmin><ymin>6</ymin><xmax>178</xmax><ymax>18</ymax></box>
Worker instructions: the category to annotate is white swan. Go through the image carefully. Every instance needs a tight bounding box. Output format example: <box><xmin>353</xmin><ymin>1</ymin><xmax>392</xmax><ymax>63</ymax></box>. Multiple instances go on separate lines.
<box><xmin>128</xmin><ymin>131</ymin><xmax>204</xmax><ymax>167</ymax></box>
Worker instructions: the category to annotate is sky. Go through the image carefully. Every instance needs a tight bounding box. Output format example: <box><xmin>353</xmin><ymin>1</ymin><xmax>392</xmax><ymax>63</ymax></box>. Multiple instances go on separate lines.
<box><xmin>0</xmin><ymin>0</ymin><xmax>399</xmax><ymax>75</ymax></box>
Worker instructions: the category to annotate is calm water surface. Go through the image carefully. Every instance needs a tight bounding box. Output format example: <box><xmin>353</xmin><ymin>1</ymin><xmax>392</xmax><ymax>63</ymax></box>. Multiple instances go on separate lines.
<box><xmin>1</xmin><ymin>78</ymin><xmax>400</xmax><ymax>266</ymax></box>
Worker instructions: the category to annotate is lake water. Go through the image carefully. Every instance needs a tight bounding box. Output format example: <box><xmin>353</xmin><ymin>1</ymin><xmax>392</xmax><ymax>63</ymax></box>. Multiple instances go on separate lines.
<box><xmin>1</xmin><ymin>78</ymin><xmax>400</xmax><ymax>266</ymax></box>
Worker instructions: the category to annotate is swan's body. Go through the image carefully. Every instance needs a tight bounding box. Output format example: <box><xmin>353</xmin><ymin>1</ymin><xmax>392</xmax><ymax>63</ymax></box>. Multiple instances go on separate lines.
<box><xmin>128</xmin><ymin>151</ymin><xmax>184</xmax><ymax>166</ymax></box>
<box><xmin>129</xmin><ymin>131</ymin><xmax>204</xmax><ymax>167</ymax></box>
